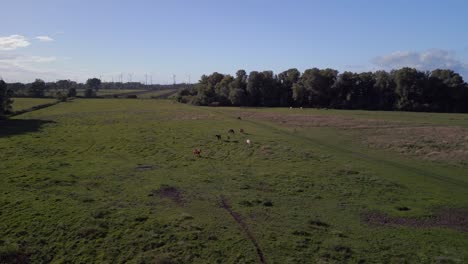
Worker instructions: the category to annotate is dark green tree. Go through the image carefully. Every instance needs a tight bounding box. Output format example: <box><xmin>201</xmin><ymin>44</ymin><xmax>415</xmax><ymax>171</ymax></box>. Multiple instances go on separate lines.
<box><xmin>215</xmin><ymin>75</ymin><xmax>234</xmax><ymax>105</ymax></box>
<box><xmin>278</xmin><ymin>68</ymin><xmax>300</xmax><ymax>106</ymax></box>
<box><xmin>28</xmin><ymin>79</ymin><xmax>46</xmax><ymax>97</ymax></box>
<box><xmin>84</xmin><ymin>88</ymin><xmax>95</xmax><ymax>98</ymax></box>
<box><xmin>301</xmin><ymin>68</ymin><xmax>337</xmax><ymax>107</ymax></box>
<box><xmin>429</xmin><ymin>69</ymin><xmax>465</xmax><ymax>112</ymax></box>
<box><xmin>392</xmin><ymin>67</ymin><xmax>427</xmax><ymax>111</ymax></box>
<box><xmin>0</xmin><ymin>80</ymin><xmax>13</xmax><ymax>115</ymax></box>
<box><xmin>259</xmin><ymin>71</ymin><xmax>279</xmax><ymax>106</ymax></box>
<box><xmin>86</xmin><ymin>78</ymin><xmax>102</xmax><ymax>91</ymax></box>
<box><xmin>229</xmin><ymin>88</ymin><xmax>247</xmax><ymax>105</ymax></box>
<box><xmin>373</xmin><ymin>71</ymin><xmax>396</xmax><ymax>110</ymax></box>
<box><xmin>246</xmin><ymin>71</ymin><xmax>262</xmax><ymax>106</ymax></box>
<box><xmin>330</xmin><ymin>72</ymin><xmax>356</xmax><ymax>109</ymax></box>
<box><xmin>57</xmin><ymin>80</ymin><xmax>72</xmax><ymax>93</ymax></box>
<box><xmin>67</xmin><ymin>87</ymin><xmax>77</xmax><ymax>97</ymax></box>
<box><xmin>292</xmin><ymin>82</ymin><xmax>308</xmax><ymax>106</ymax></box>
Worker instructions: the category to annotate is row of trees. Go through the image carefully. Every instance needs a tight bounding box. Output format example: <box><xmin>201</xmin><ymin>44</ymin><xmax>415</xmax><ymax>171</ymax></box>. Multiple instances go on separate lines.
<box><xmin>8</xmin><ymin>79</ymin><xmax>192</xmax><ymax>99</ymax></box>
<box><xmin>7</xmin><ymin>78</ymin><xmax>102</xmax><ymax>99</ymax></box>
<box><xmin>178</xmin><ymin>68</ymin><xmax>468</xmax><ymax>112</ymax></box>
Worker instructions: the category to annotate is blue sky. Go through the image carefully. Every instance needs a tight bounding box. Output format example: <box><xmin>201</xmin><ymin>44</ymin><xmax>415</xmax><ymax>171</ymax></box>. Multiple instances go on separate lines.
<box><xmin>1</xmin><ymin>0</ymin><xmax>467</xmax><ymax>83</ymax></box>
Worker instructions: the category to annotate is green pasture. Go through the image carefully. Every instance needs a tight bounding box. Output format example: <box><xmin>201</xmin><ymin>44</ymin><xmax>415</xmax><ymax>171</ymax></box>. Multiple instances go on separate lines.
<box><xmin>10</xmin><ymin>98</ymin><xmax>58</xmax><ymax>112</ymax></box>
<box><xmin>0</xmin><ymin>99</ymin><xmax>466</xmax><ymax>263</ymax></box>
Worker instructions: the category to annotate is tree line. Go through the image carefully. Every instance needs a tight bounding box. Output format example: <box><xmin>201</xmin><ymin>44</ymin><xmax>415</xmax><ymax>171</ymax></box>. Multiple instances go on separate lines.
<box><xmin>0</xmin><ymin>77</ymin><xmax>193</xmax><ymax>116</ymax></box>
<box><xmin>7</xmin><ymin>78</ymin><xmax>191</xmax><ymax>99</ymax></box>
<box><xmin>177</xmin><ymin>67</ymin><xmax>468</xmax><ymax>113</ymax></box>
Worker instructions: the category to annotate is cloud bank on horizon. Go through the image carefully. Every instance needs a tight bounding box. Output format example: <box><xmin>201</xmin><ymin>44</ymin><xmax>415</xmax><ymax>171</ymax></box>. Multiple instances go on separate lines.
<box><xmin>373</xmin><ymin>49</ymin><xmax>468</xmax><ymax>77</ymax></box>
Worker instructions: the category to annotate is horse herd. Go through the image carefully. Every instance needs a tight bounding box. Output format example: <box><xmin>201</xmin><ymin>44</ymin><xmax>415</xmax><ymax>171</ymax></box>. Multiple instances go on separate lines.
<box><xmin>193</xmin><ymin>127</ymin><xmax>250</xmax><ymax>158</ymax></box>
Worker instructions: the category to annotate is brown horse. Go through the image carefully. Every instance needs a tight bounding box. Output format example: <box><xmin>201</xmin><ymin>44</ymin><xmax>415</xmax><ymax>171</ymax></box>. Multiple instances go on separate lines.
<box><xmin>193</xmin><ymin>149</ymin><xmax>201</xmax><ymax>157</ymax></box>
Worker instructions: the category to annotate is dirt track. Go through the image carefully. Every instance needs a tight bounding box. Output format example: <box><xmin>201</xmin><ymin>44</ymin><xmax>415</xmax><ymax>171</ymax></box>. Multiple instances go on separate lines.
<box><xmin>220</xmin><ymin>196</ymin><xmax>267</xmax><ymax>264</ymax></box>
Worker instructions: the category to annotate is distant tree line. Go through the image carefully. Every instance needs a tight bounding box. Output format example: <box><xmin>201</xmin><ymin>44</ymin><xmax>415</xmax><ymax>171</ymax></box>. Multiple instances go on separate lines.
<box><xmin>0</xmin><ymin>76</ymin><xmax>194</xmax><ymax>116</ymax></box>
<box><xmin>177</xmin><ymin>68</ymin><xmax>468</xmax><ymax>113</ymax></box>
<box><xmin>6</xmin><ymin>79</ymin><xmax>192</xmax><ymax>99</ymax></box>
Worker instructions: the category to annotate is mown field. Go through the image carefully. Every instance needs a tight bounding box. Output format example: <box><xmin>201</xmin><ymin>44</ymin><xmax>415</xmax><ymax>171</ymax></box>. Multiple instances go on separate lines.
<box><xmin>10</xmin><ymin>98</ymin><xmax>58</xmax><ymax>112</ymax></box>
<box><xmin>0</xmin><ymin>99</ymin><xmax>467</xmax><ymax>263</ymax></box>
<box><xmin>137</xmin><ymin>89</ymin><xmax>179</xmax><ymax>99</ymax></box>
<box><xmin>76</xmin><ymin>89</ymin><xmax>147</xmax><ymax>97</ymax></box>
<box><xmin>37</xmin><ymin>89</ymin><xmax>147</xmax><ymax>97</ymax></box>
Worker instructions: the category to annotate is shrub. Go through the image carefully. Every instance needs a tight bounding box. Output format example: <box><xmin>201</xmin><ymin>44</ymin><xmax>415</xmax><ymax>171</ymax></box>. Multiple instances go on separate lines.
<box><xmin>84</xmin><ymin>88</ymin><xmax>95</xmax><ymax>98</ymax></box>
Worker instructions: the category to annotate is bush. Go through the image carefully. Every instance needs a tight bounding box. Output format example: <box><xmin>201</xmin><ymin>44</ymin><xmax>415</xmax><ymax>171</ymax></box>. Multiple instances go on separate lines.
<box><xmin>67</xmin><ymin>87</ymin><xmax>77</xmax><ymax>97</ymax></box>
<box><xmin>56</xmin><ymin>92</ymin><xmax>68</xmax><ymax>102</ymax></box>
<box><xmin>84</xmin><ymin>88</ymin><xmax>95</xmax><ymax>98</ymax></box>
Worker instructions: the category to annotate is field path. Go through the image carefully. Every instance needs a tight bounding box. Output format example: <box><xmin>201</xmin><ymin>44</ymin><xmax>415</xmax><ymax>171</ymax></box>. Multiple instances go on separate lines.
<box><xmin>219</xmin><ymin>196</ymin><xmax>268</xmax><ymax>264</ymax></box>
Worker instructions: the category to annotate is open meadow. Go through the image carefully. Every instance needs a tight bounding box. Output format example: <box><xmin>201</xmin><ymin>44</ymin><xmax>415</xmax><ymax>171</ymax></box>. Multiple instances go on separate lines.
<box><xmin>0</xmin><ymin>99</ymin><xmax>467</xmax><ymax>263</ymax></box>
<box><xmin>10</xmin><ymin>98</ymin><xmax>58</xmax><ymax>112</ymax></box>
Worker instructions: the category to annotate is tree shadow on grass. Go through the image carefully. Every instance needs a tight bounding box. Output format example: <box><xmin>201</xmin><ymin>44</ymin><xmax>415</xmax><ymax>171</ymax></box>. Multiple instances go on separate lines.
<box><xmin>0</xmin><ymin>119</ymin><xmax>56</xmax><ymax>138</ymax></box>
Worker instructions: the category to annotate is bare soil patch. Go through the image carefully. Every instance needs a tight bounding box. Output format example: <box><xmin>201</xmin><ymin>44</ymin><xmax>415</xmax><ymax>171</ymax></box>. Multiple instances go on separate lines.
<box><xmin>135</xmin><ymin>164</ymin><xmax>153</xmax><ymax>171</ymax></box>
<box><xmin>363</xmin><ymin>208</ymin><xmax>468</xmax><ymax>232</ymax></box>
<box><xmin>150</xmin><ymin>185</ymin><xmax>184</xmax><ymax>205</ymax></box>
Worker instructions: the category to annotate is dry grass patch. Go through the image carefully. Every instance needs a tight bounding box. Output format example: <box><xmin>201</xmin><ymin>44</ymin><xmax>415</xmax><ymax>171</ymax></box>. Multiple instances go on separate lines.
<box><xmin>365</xmin><ymin>126</ymin><xmax>468</xmax><ymax>164</ymax></box>
<box><xmin>237</xmin><ymin>111</ymin><xmax>468</xmax><ymax>164</ymax></box>
<box><xmin>236</xmin><ymin>111</ymin><xmax>403</xmax><ymax>129</ymax></box>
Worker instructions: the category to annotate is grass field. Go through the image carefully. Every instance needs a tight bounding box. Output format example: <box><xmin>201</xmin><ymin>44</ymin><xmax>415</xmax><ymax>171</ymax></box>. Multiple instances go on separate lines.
<box><xmin>137</xmin><ymin>89</ymin><xmax>179</xmax><ymax>99</ymax></box>
<box><xmin>40</xmin><ymin>89</ymin><xmax>147</xmax><ymax>97</ymax></box>
<box><xmin>78</xmin><ymin>89</ymin><xmax>147</xmax><ymax>96</ymax></box>
<box><xmin>0</xmin><ymin>99</ymin><xmax>467</xmax><ymax>263</ymax></box>
<box><xmin>10</xmin><ymin>98</ymin><xmax>58</xmax><ymax>112</ymax></box>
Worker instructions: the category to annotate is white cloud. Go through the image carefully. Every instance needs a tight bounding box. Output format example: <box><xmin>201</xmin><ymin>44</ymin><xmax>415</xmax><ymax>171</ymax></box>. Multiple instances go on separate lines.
<box><xmin>372</xmin><ymin>49</ymin><xmax>468</xmax><ymax>77</ymax></box>
<box><xmin>0</xmin><ymin>53</ymin><xmax>62</xmax><ymax>82</ymax></box>
<box><xmin>28</xmin><ymin>56</ymin><xmax>57</xmax><ymax>63</ymax></box>
<box><xmin>0</xmin><ymin>35</ymin><xmax>30</xmax><ymax>50</ymax></box>
<box><xmin>0</xmin><ymin>54</ymin><xmax>56</xmax><ymax>65</ymax></box>
<box><xmin>0</xmin><ymin>53</ymin><xmax>93</xmax><ymax>82</ymax></box>
<box><xmin>35</xmin><ymin>36</ymin><xmax>54</xmax><ymax>42</ymax></box>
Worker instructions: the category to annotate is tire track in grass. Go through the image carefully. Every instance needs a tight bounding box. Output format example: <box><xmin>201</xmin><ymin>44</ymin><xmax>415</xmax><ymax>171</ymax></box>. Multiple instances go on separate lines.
<box><xmin>219</xmin><ymin>195</ymin><xmax>268</xmax><ymax>264</ymax></box>
<box><xmin>198</xmin><ymin>134</ymin><xmax>268</xmax><ymax>263</ymax></box>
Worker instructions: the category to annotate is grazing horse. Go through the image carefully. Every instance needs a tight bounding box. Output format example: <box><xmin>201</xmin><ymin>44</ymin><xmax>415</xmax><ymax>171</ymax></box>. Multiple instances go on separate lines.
<box><xmin>246</xmin><ymin>139</ymin><xmax>251</xmax><ymax>146</ymax></box>
<box><xmin>239</xmin><ymin>128</ymin><xmax>245</xmax><ymax>133</ymax></box>
<box><xmin>237</xmin><ymin>116</ymin><xmax>242</xmax><ymax>120</ymax></box>
<box><xmin>215</xmin><ymin>134</ymin><xmax>221</xmax><ymax>140</ymax></box>
<box><xmin>193</xmin><ymin>149</ymin><xmax>201</xmax><ymax>157</ymax></box>
<box><xmin>228</xmin><ymin>129</ymin><xmax>235</xmax><ymax>134</ymax></box>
